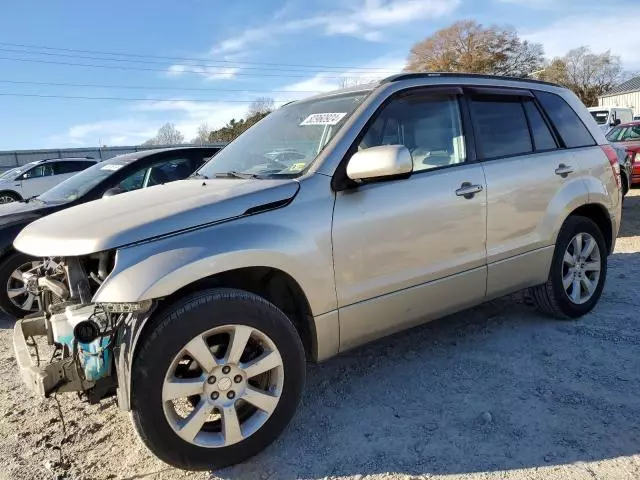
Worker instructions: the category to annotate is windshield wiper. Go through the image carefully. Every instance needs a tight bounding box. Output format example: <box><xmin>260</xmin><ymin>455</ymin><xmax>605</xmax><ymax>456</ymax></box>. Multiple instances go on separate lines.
<box><xmin>22</xmin><ymin>196</ymin><xmax>44</xmax><ymax>204</ymax></box>
<box><xmin>213</xmin><ymin>171</ymin><xmax>261</xmax><ymax>179</ymax></box>
<box><xmin>189</xmin><ymin>172</ymin><xmax>209</xmax><ymax>179</ymax></box>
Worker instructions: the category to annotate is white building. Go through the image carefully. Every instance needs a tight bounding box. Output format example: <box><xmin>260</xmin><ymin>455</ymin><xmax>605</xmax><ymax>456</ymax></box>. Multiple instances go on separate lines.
<box><xmin>599</xmin><ymin>76</ymin><xmax>640</xmax><ymax>114</ymax></box>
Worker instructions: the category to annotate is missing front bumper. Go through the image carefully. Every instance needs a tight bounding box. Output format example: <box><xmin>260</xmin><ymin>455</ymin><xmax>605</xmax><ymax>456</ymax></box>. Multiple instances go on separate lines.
<box><xmin>13</xmin><ymin>316</ymin><xmax>94</xmax><ymax>397</ymax></box>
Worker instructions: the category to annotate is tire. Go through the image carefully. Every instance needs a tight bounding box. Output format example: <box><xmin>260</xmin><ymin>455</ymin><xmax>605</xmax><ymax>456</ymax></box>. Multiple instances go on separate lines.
<box><xmin>130</xmin><ymin>288</ymin><xmax>306</xmax><ymax>470</ymax></box>
<box><xmin>0</xmin><ymin>251</ymin><xmax>42</xmax><ymax>318</ymax></box>
<box><xmin>531</xmin><ymin>216</ymin><xmax>607</xmax><ymax>319</ymax></box>
<box><xmin>0</xmin><ymin>191</ymin><xmax>21</xmax><ymax>204</ymax></box>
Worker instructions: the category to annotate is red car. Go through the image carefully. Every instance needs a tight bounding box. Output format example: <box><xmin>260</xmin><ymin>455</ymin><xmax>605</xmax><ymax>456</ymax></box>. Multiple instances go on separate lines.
<box><xmin>606</xmin><ymin>120</ymin><xmax>640</xmax><ymax>185</ymax></box>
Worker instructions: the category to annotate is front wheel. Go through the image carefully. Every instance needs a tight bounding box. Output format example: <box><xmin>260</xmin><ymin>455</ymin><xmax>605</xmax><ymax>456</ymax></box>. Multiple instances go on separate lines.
<box><xmin>130</xmin><ymin>288</ymin><xmax>306</xmax><ymax>470</ymax></box>
<box><xmin>0</xmin><ymin>191</ymin><xmax>20</xmax><ymax>204</ymax></box>
<box><xmin>531</xmin><ymin>215</ymin><xmax>607</xmax><ymax>319</ymax></box>
<box><xmin>0</xmin><ymin>251</ymin><xmax>43</xmax><ymax>318</ymax></box>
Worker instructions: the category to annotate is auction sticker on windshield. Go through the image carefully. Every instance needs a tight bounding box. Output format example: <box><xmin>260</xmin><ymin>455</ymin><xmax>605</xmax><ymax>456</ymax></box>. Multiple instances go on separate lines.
<box><xmin>100</xmin><ymin>164</ymin><xmax>124</xmax><ymax>171</ymax></box>
<box><xmin>300</xmin><ymin>112</ymin><xmax>347</xmax><ymax>126</ymax></box>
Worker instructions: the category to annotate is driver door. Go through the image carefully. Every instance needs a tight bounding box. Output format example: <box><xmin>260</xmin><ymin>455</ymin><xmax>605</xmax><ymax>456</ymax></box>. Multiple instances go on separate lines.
<box><xmin>331</xmin><ymin>89</ymin><xmax>488</xmax><ymax>350</ymax></box>
<box><xmin>19</xmin><ymin>164</ymin><xmax>56</xmax><ymax>198</ymax></box>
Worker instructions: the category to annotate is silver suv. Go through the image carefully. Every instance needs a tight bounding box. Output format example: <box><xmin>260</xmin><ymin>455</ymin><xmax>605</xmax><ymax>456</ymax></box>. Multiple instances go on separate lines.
<box><xmin>12</xmin><ymin>74</ymin><xmax>621</xmax><ymax>470</ymax></box>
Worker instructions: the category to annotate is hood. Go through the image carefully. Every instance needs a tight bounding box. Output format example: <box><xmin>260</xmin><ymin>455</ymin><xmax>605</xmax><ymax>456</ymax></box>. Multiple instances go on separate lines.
<box><xmin>0</xmin><ymin>199</ymin><xmax>55</xmax><ymax>228</ymax></box>
<box><xmin>14</xmin><ymin>178</ymin><xmax>299</xmax><ymax>257</ymax></box>
<box><xmin>616</xmin><ymin>140</ymin><xmax>640</xmax><ymax>152</ymax></box>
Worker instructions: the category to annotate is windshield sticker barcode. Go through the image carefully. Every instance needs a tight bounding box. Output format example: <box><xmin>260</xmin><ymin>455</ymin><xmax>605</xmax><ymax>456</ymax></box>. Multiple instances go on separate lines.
<box><xmin>300</xmin><ymin>112</ymin><xmax>347</xmax><ymax>126</ymax></box>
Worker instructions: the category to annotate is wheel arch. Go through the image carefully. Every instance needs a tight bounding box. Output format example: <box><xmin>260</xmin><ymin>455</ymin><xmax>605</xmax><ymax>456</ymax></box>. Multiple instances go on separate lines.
<box><xmin>0</xmin><ymin>190</ymin><xmax>22</xmax><ymax>202</ymax></box>
<box><xmin>155</xmin><ymin>266</ymin><xmax>317</xmax><ymax>360</ymax></box>
<box><xmin>115</xmin><ymin>269</ymin><xmax>324</xmax><ymax>412</ymax></box>
<box><xmin>566</xmin><ymin>203</ymin><xmax>613</xmax><ymax>254</ymax></box>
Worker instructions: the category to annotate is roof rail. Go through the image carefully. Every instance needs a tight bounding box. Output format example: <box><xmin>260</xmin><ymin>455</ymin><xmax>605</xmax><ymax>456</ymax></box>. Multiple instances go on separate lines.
<box><xmin>381</xmin><ymin>72</ymin><xmax>561</xmax><ymax>88</ymax></box>
<box><xmin>37</xmin><ymin>156</ymin><xmax>95</xmax><ymax>162</ymax></box>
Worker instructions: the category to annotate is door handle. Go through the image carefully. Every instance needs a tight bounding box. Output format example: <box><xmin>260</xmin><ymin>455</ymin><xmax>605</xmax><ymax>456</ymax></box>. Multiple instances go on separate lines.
<box><xmin>455</xmin><ymin>182</ymin><xmax>483</xmax><ymax>199</ymax></box>
<box><xmin>555</xmin><ymin>164</ymin><xmax>574</xmax><ymax>177</ymax></box>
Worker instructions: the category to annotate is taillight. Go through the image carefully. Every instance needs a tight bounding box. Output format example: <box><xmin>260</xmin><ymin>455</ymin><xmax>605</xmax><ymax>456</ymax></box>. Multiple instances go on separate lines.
<box><xmin>601</xmin><ymin>144</ymin><xmax>621</xmax><ymax>189</ymax></box>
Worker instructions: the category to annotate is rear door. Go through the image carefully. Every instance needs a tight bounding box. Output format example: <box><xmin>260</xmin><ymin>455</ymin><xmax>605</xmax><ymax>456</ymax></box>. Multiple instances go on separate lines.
<box><xmin>471</xmin><ymin>87</ymin><xmax>590</xmax><ymax>299</ymax></box>
<box><xmin>52</xmin><ymin>160</ymin><xmax>96</xmax><ymax>183</ymax></box>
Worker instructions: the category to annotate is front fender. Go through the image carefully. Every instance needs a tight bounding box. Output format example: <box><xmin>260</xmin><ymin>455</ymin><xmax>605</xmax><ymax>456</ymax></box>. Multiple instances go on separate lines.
<box><xmin>92</xmin><ymin>204</ymin><xmax>337</xmax><ymax>317</ymax></box>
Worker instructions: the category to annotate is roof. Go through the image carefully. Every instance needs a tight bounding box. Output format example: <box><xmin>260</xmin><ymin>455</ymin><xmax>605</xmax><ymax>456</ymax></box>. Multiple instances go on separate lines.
<box><xmin>296</xmin><ymin>72</ymin><xmax>562</xmax><ymax>103</ymax></box>
<box><xmin>105</xmin><ymin>146</ymin><xmax>222</xmax><ymax>163</ymax></box>
<box><xmin>35</xmin><ymin>156</ymin><xmax>95</xmax><ymax>164</ymax></box>
<box><xmin>616</xmin><ymin>120</ymin><xmax>640</xmax><ymax>127</ymax></box>
<box><xmin>382</xmin><ymin>72</ymin><xmax>561</xmax><ymax>88</ymax></box>
<box><xmin>601</xmin><ymin>76</ymin><xmax>640</xmax><ymax>97</ymax></box>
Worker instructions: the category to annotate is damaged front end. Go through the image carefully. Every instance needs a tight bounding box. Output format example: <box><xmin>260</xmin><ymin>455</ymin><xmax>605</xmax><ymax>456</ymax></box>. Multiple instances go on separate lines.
<box><xmin>13</xmin><ymin>252</ymin><xmax>153</xmax><ymax>404</ymax></box>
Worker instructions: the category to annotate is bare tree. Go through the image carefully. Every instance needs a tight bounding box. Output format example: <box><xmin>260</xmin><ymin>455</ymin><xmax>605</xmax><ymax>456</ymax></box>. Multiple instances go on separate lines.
<box><xmin>152</xmin><ymin>123</ymin><xmax>185</xmax><ymax>145</ymax></box>
<box><xmin>405</xmin><ymin>20</ymin><xmax>544</xmax><ymax>78</ymax></box>
<box><xmin>247</xmin><ymin>97</ymin><xmax>275</xmax><ymax>117</ymax></box>
<box><xmin>537</xmin><ymin>47</ymin><xmax>623</xmax><ymax>106</ymax></box>
<box><xmin>192</xmin><ymin>122</ymin><xmax>211</xmax><ymax>145</ymax></box>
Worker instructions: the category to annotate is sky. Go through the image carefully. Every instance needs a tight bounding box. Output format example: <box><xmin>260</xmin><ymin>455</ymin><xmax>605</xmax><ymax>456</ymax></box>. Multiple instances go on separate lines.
<box><xmin>0</xmin><ymin>0</ymin><xmax>638</xmax><ymax>150</ymax></box>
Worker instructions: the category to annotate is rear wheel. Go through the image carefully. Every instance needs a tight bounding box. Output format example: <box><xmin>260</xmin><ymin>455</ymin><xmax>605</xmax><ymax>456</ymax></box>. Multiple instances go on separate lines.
<box><xmin>531</xmin><ymin>216</ymin><xmax>607</xmax><ymax>319</ymax></box>
<box><xmin>130</xmin><ymin>288</ymin><xmax>306</xmax><ymax>470</ymax></box>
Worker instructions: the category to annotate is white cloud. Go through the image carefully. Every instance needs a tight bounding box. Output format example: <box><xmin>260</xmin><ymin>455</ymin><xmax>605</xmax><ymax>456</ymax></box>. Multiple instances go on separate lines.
<box><xmin>279</xmin><ymin>55</ymin><xmax>406</xmax><ymax>100</ymax></box>
<box><xmin>47</xmin><ymin>118</ymin><xmax>159</xmax><ymax>148</ymax></box>
<box><xmin>209</xmin><ymin>0</ymin><xmax>460</xmax><ymax>54</ymax></box>
<box><xmin>495</xmin><ymin>0</ymin><xmax>554</xmax><ymax>5</ymax></box>
<box><xmin>523</xmin><ymin>13</ymin><xmax>640</xmax><ymax>70</ymax></box>
<box><xmin>131</xmin><ymin>100</ymin><xmax>249</xmax><ymax>139</ymax></box>
<box><xmin>166</xmin><ymin>64</ymin><xmax>239</xmax><ymax>81</ymax></box>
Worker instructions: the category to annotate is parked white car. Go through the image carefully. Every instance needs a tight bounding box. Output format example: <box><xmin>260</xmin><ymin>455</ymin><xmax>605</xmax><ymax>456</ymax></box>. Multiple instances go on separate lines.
<box><xmin>588</xmin><ymin>106</ymin><xmax>634</xmax><ymax>133</ymax></box>
<box><xmin>0</xmin><ymin>157</ymin><xmax>97</xmax><ymax>203</ymax></box>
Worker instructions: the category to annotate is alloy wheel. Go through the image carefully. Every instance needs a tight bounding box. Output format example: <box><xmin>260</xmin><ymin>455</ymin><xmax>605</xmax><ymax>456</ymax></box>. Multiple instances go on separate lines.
<box><xmin>562</xmin><ymin>232</ymin><xmax>601</xmax><ymax>305</ymax></box>
<box><xmin>162</xmin><ymin>324</ymin><xmax>284</xmax><ymax>448</ymax></box>
<box><xmin>6</xmin><ymin>261</ymin><xmax>43</xmax><ymax>312</ymax></box>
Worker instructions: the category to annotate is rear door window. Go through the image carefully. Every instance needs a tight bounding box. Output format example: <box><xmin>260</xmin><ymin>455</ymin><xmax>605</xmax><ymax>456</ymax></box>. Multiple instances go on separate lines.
<box><xmin>469</xmin><ymin>98</ymin><xmax>532</xmax><ymax>159</ymax></box>
<box><xmin>53</xmin><ymin>161</ymin><xmax>95</xmax><ymax>175</ymax></box>
<box><xmin>535</xmin><ymin>91</ymin><xmax>596</xmax><ymax>148</ymax></box>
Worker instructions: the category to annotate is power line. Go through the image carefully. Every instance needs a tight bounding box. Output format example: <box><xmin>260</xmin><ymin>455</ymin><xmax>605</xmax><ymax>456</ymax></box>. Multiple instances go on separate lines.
<box><xmin>0</xmin><ymin>41</ymin><xmax>399</xmax><ymax>72</ymax></box>
<box><xmin>0</xmin><ymin>79</ymin><xmax>322</xmax><ymax>94</ymax></box>
<box><xmin>0</xmin><ymin>56</ymin><xmax>384</xmax><ymax>79</ymax></box>
<box><xmin>0</xmin><ymin>92</ymin><xmax>295</xmax><ymax>103</ymax></box>
<box><xmin>0</xmin><ymin>47</ymin><xmax>396</xmax><ymax>75</ymax></box>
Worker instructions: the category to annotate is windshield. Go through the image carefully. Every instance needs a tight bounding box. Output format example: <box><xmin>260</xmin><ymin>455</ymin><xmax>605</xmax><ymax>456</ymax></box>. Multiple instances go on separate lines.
<box><xmin>0</xmin><ymin>163</ymin><xmax>37</xmax><ymax>180</ymax></box>
<box><xmin>38</xmin><ymin>160</ymin><xmax>126</xmax><ymax>202</ymax></box>
<box><xmin>590</xmin><ymin>110</ymin><xmax>610</xmax><ymax>125</ymax></box>
<box><xmin>0</xmin><ymin>167</ymin><xmax>19</xmax><ymax>179</ymax></box>
<box><xmin>197</xmin><ymin>91</ymin><xmax>369</xmax><ymax>178</ymax></box>
<box><xmin>606</xmin><ymin>125</ymin><xmax>640</xmax><ymax>142</ymax></box>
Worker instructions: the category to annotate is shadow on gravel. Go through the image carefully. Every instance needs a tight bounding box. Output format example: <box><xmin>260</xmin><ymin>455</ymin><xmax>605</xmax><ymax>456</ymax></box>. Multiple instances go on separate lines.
<box><xmin>220</xmin><ymin>253</ymin><xmax>640</xmax><ymax>479</ymax></box>
<box><xmin>0</xmin><ymin>314</ymin><xmax>15</xmax><ymax>330</ymax></box>
<box><xmin>618</xmin><ymin>193</ymin><xmax>640</xmax><ymax>238</ymax></box>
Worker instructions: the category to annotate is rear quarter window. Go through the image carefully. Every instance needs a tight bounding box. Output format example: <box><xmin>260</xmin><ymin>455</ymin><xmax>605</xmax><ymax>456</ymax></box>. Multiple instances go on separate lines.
<box><xmin>534</xmin><ymin>91</ymin><xmax>596</xmax><ymax>148</ymax></box>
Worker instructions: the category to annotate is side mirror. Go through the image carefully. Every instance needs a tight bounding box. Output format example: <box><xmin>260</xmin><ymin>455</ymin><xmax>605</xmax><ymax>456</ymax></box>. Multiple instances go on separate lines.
<box><xmin>102</xmin><ymin>186</ymin><xmax>124</xmax><ymax>198</ymax></box>
<box><xmin>346</xmin><ymin>145</ymin><xmax>413</xmax><ymax>182</ymax></box>
<box><xmin>614</xmin><ymin>118</ymin><xmax>622</xmax><ymax>126</ymax></box>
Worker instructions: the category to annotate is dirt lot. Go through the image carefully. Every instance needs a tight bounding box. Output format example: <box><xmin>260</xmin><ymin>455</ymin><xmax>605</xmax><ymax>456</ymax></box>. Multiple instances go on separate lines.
<box><xmin>0</xmin><ymin>193</ymin><xmax>639</xmax><ymax>480</ymax></box>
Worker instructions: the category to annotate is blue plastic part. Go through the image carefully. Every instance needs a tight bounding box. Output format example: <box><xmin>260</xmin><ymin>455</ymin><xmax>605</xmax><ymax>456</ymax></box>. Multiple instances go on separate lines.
<box><xmin>57</xmin><ymin>335</ymin><xmax>111</xmax><ymax>382</ymax></box>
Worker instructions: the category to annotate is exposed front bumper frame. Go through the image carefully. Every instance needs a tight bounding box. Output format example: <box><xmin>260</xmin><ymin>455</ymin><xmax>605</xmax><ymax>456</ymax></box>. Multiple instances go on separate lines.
<box><xmin>13</xmin><ymin>316</ymin><xmax>94</xmax><ymax>397</ymax></box>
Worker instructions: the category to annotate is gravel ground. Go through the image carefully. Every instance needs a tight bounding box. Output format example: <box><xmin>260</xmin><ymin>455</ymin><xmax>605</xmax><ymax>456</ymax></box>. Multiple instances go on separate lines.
<box><xmin>1</xmin><ymin>192</ymin><xmax>640</xmax><ymax>480</ymax></box>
